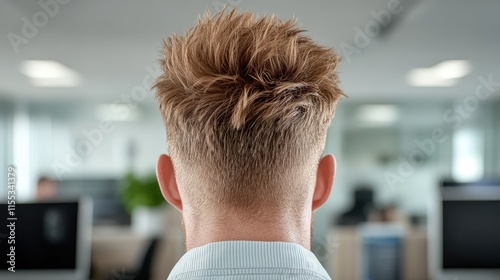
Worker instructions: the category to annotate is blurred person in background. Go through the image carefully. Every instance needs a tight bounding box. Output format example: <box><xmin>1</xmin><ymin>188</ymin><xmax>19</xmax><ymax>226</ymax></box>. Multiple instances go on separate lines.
<box><xmin>36</xmin><ymin>176</ymin><xmax>58</xmax><ymax>201</ymax></box>
<box><xmin>154</xmin><ymin>9</ymin><xmax>344</xmax><ymax>279</ymax></box>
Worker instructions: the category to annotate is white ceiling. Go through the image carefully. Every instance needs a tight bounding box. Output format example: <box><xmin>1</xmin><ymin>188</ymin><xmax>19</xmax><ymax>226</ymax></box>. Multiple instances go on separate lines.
<box><xmin>1</xmin><ymin>0</ymin><xmax>499</xmax><ymax>104</ymax></box>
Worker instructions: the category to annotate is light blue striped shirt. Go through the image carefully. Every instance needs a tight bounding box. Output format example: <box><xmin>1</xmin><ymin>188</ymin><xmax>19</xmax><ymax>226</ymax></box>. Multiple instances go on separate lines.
<box><xmin>167</xmin><ymin>241</ymin><xmax>331</xmax><ymax>279</ymax></box>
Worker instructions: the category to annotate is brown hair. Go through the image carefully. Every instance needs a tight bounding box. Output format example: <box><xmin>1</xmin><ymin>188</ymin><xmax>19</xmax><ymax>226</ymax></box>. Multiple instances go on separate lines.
<box><xmin>154</xmin><ymin>9</ymin><xmax>344</xmax><ymax>216</ymax></box>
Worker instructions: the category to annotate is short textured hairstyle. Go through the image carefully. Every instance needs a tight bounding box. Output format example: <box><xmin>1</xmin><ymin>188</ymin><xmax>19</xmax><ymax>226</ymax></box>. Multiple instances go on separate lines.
<box><xmin>154</xmin><ymin>9</ymin><xmax>344</xmax><ymax>216</ymax></box>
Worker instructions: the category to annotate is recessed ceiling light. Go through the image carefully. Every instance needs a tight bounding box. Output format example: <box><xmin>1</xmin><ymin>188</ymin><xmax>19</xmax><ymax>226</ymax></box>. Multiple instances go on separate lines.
<box><xmin>19</xmin><ymin>60</ymin><xmax>81</xmax><ymax>87</ymax></box>
<box><xmin>29</xmin><ymin>76</ymin><xmax>81</xmax><ymax>87</ymax></box>
<box><xmin>433</xmin><ymin>60</ymin><xmax>471</xmax><ymax>80</ymax></box>
<box><xmin>407</xmin><ymin>68</ymin><xmax>458</xmax><ymax>87</ymax></box>
<box><xmin>407</xmin><ymin>60</ymin><xmax>471</xmax><ymax>87</ymax></box>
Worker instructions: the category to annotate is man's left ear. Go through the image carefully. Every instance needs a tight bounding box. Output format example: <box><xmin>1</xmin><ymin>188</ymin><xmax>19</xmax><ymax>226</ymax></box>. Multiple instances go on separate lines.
<box><xmin>156</xmin><ymin>154</ymin><xmax>182</xmax><ymax>211</ymax></box>
<box><xmin>312</xmin><ymin>154</ymin><xmax>336</xmax><ymax>211</ymax></box>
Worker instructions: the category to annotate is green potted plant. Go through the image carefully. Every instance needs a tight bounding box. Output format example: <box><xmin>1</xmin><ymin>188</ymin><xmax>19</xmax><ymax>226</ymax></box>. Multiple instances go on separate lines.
<box><xmin>121</xmin><ymin>171</ymin><xmax>167</xmax><ymax>236</ymax></box>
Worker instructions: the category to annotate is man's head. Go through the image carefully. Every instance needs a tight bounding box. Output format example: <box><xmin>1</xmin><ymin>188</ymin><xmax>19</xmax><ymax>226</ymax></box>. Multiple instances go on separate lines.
<box><xmin>36</xmin><ymin>176</ymin><xmax>58</xmax><ymax>200</ymax></box>
<box><xmin>154</xmin><ymin>10</ymin><xmax>344</xmax><ymax>221</ymax></box>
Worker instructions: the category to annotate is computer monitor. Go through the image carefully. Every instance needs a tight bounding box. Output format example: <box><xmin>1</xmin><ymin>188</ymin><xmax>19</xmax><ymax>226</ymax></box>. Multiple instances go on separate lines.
<box><xmin>429</xmin><ymin>181</ymin><xmax>500</xmax><ymax>280</ymax></box>
<box><xmin>0</xmin><ymin>199</ymin><xmax>92</xmax><ymax>280</ymax></box>
<box><xmin>57</xmin><ymin>178</ymin><xmax>130</xmax><ymax>225</ymax></box>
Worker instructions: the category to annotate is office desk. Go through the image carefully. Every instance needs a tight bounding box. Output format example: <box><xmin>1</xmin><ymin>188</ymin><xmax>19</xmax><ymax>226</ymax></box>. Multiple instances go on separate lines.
<box><xmin>329</xmin><ymin>226</ymin><xmax>428</xmax><ymax>280</ymax></box>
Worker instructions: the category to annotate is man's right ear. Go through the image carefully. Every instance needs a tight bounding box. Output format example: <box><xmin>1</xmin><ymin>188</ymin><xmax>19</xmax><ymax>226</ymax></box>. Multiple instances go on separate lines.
<box><xmin>156</xmin><ymin>154</ymin><xmax>182</xmax><ymax>211</ymax></box>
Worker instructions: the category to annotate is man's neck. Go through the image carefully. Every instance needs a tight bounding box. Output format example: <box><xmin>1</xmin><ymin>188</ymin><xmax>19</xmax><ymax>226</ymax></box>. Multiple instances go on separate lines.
<box><xmin>183</xmin><ymin>210</ymin><xmax>312</xmax><ymax>251</ymax></box>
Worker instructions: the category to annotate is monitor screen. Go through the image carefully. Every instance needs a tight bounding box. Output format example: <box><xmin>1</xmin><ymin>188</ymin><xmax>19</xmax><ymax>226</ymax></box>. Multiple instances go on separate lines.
<box><xmin>442</xmin><ymin>200</ymin><xmax>500</xmax><ymax>269</ymax></box>
<box><xmin>0</xmin><ymin>200</ymin><xmax>92</xmax><ymax>280</ymax></box>
<box><xmin>0</xmin><ymin>202</ymin><xmax>79</xmax><ymax>270</ymax></box>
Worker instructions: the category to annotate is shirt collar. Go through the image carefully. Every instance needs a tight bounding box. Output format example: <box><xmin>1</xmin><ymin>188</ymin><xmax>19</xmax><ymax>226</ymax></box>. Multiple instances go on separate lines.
<box><xmin>169</xmin><ymin>240</ymin><xmax>330</xmax><ymax>278</ymax></box>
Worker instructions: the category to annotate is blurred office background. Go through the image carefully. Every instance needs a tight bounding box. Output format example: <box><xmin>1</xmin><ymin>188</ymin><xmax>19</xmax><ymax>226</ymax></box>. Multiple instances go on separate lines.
<box><xmin>1</xmin><ymin>0</ymin><xmax>500</xmax><ymax>279</ymax></box>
